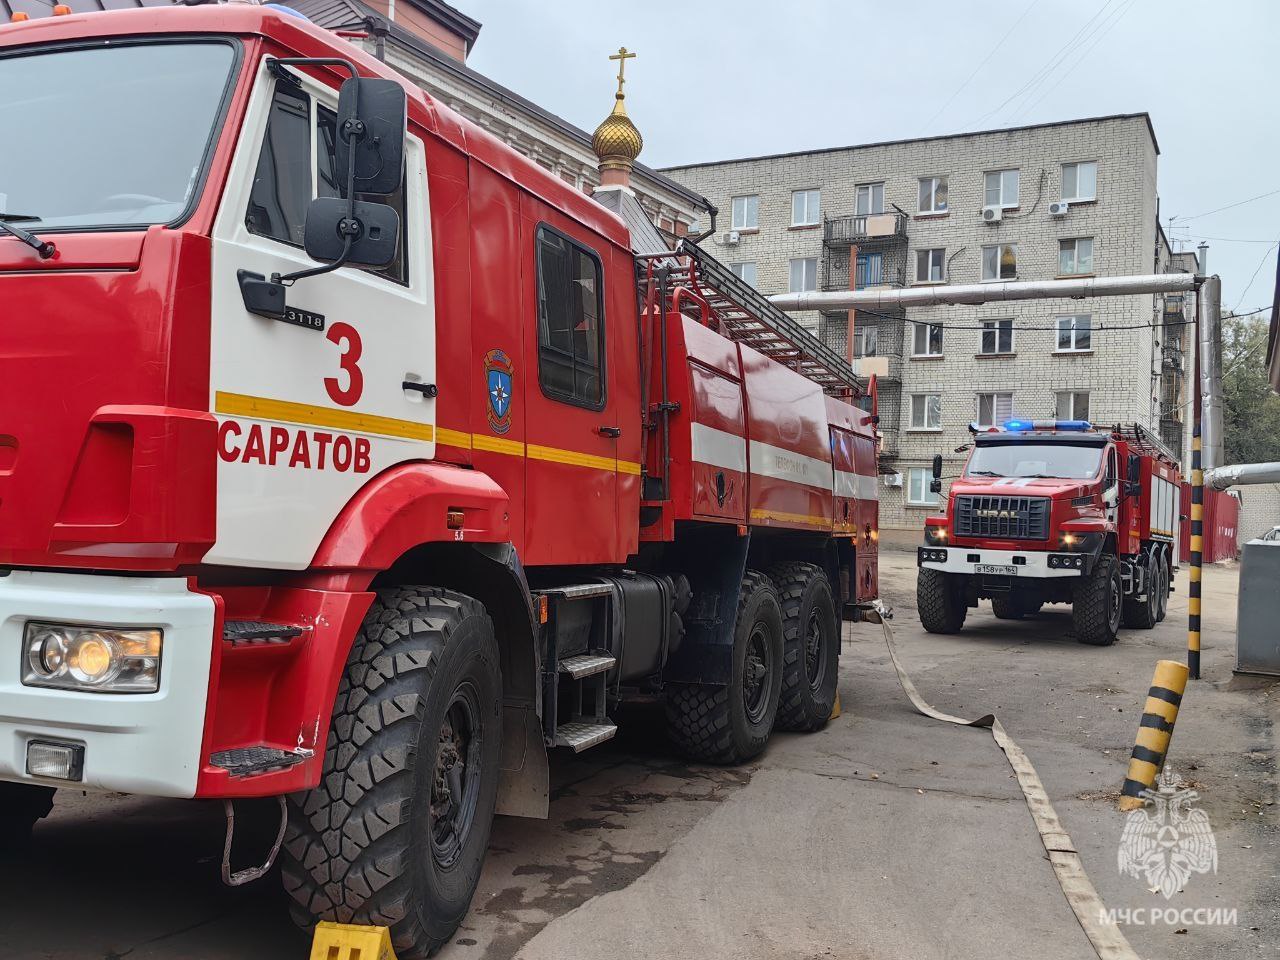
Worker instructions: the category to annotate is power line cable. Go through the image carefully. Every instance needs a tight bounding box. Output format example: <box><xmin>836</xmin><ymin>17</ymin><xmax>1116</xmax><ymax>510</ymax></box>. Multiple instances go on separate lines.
<box><xmin>1231</xmin><ymin>241</ymin><xmax>1279</xmax><ymax>313</ymax></box>
<box><xmin>1013</xmin><ymin>0</ymin><xmax>1138</xmax><ymax>123</ymax></box>
<box><xmin>1176</xmin><ymin>189</ymin><xmax>1280</xmax><ymax>223</ymax></box>
<box><xmin>970</xmin><ymin>0</ymin><xmax>1117</xmax><ymax>127</ymax></box>
<box><xmin>920</xmin><ymin>0</ymin><xmax>1043</xmax><ymax>133</ymax></box>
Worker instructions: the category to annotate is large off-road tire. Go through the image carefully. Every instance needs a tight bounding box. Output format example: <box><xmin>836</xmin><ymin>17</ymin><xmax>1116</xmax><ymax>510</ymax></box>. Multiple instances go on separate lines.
<box><xmin>666</xmin><ymin>570</ymin><xmax>784</xmax><ymax>764</ymax></box>
<box><xmin>766</xmin><ymin>561</ymin><xmax>839</xmax><ymax>733</ymax></box>
<box><xmin>281</xmin><ymin>587</ymin><xmax>502</xmax><ymax>959</ymax></box>
<box><xmin>1153</xmin><ymin>549</ymin><xmax>1170</xmax><ymax>623</ymax></box>
<box><xmin>1122</xmin><ymin>554</ymin><xmax>1158</xmax><ymax>629</ymax></box>
<box><xmin>1073</xmin><ymin>554</ymin><xmax>1123</xmax><ymax>646</ymax></box>
<box><xmin>917</xmin><ymin>567</ymin><xmax>966</xmax><ymax>634</ymax></box>
<box><xmin>990</xmin><ymin>595</ymin><xmax>1024</xmax><ymax>620</ymax></box>
<box><xmin>0</xmin><ymin>782</ymin><xmax>55</xmax><ymax>851</ymax></box>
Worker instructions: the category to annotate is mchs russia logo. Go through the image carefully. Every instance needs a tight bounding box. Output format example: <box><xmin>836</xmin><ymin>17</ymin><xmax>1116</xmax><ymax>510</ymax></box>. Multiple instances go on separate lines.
<box><xmin>1118</xmin><ymin>766</ymin><xmax>1218</xmax><ymax>899</ymax></box>
<box><xmin>484</xmin><ymin>349</ymin><xmax>514</xmax><ymax>435</ymax></box>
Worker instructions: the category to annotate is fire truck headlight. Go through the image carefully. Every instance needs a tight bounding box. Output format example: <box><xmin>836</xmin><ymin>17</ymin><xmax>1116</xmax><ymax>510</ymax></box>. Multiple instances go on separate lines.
<box><xmin>924</xmin><ymin>526</ymin><xmax>949</xmax><ymax>546</ymax></box>
<box><xmin>23</xmin><ymin>623</ymin><xmax>162</xmax><ymax>693</ymax></box>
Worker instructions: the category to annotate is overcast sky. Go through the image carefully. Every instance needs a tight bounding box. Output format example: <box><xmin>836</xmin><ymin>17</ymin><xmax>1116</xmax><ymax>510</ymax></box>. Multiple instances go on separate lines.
<box><xmin>464</xmin><ymin>0</ymin><xmax>1279</xmax><ymax>317</ymax></box>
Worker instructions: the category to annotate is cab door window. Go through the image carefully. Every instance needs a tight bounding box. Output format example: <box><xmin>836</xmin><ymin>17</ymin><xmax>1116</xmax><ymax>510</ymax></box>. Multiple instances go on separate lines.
<box><xmin>245</xmin><ymin>78</ymin><xmax>407</xmax><ymax>284</ymax></box>
<box><xmin>535</xmin><ymin>226</ymin><xmax>605</xmax><ymax>409</ymax></box>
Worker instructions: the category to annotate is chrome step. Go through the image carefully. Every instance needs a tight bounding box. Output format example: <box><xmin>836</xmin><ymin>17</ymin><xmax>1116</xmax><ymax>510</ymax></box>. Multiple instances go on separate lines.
<box><xmin>209</xmin><ymin>745</ymin><xmax>312</xmax><ymax>777</ymax></box>
<box><xmin>558</xmin><ymin>652</ymin><xmax>617</xmax><ymax>679</ymax></box>
<box><xmin>554</xmin><ymin>720</ymin><xmax>617</xmax><ymax>753</ymax></box>
<box><xmin>222</xmin><ymin>620</ymin><xmax>306</xmax><ymax>645</ymax></box>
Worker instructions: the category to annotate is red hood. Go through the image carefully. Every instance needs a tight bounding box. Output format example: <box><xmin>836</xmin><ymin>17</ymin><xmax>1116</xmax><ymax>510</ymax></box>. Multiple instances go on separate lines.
<box><xmin>0</xmin><ymin>228</ymin><xmax>216</xmax><ymax>570</ymax></box>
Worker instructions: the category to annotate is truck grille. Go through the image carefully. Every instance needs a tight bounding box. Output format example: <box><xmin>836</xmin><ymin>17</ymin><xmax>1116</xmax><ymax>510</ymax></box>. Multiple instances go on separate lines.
<box><xmin>953</xmin><ymin>495</ymin><xmax>1050</xmax><ymax>540</ymax></box>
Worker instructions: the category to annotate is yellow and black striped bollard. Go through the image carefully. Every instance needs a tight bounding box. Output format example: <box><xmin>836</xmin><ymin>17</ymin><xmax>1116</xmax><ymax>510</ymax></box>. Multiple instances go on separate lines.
<box><xmin>1119</xmin><ymin>659</ymin><xmax>1189</xmax><ymax>811</ymax></box>
<box><xmin>1187</xmin><ymin>425</ymin><xmax>1203</xmax><ymax>679</ymax></box>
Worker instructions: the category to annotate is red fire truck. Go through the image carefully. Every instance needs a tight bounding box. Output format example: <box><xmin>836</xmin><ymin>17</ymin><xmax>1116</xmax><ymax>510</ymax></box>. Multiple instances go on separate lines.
<box><xmin>0</xmin><ymin>7</ymin><xmax>879</xmax><ymax>955</ymax></box>
<box><xmin>916</xmin><ymin>420</ymin><xmax>1180</xmax><ymax>646</ymax></box>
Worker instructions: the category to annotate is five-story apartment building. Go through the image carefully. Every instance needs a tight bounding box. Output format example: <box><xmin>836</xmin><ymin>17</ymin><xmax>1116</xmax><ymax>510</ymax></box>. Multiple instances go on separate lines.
<box><xmin>664</xmin><ymin>114</ymin><xmax>1197</xmax><ymax>528</ymax></box>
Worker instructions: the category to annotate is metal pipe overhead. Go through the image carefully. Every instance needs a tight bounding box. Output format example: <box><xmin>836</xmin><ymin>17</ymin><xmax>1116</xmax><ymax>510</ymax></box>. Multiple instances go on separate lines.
<box><xmin>1205</xmin><ymin>462</ymin><xmax>1280</xmax><ymax>491</ymax></box>
<box><xmin>1198</xmin><ymin>276</ymin><xmax>1225</xmax><ymax>472</ymax></box>
<box><xmin>769</xmin><ymin>273</ymin><xmax>1201</xmax><ymax>312</ymax></box>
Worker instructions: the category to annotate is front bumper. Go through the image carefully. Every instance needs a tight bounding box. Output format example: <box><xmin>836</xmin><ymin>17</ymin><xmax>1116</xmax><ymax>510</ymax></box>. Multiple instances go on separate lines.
<box><xmin>918</xmin><ymin>546</ymin><xmax>1091</xmax><ymax>578</ymax></box>
<box><xmin>0</xmin><ymin>571</ymin><xmax>215</xmax><ymax>797</ymax></box>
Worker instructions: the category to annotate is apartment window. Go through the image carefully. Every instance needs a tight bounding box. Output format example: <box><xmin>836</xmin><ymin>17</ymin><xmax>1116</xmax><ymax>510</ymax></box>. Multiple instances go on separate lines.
<box><xmin>791</xmin><ymin>189</ymin><xmax>821</xmax><ymax>226</ymax></box>
<box><xmin>1059</xmin><ymin>237</ymin><xmax>1094</xmax><ymax>275</ymax></box>
<box><xmin>908</xmin><ymin>467</ymin><xmax>942</xmax><ymax>506</ymax></box>
<box><xmin>910</xmin><ymin>393</ymin><xmax>942</xmax><ymax>430</ymax></box>
<box><xmin>981</xmin><ymin>243</ymin><xmax>1017</xmax><ymax>281</ymax></box>
<box><xmin>1055</xmin><ymin>390</ymin><xmax>1090</xmax><ymax>421</ymax></box>
<box><xmin>979</xmin><ymin>318</ymin><xmax>1014</xmax><ymax>355</ymax></box>
<box><xmin>983</xmin><ymin>168</ymin><xmax>1020</xmax><ymax>209</ymax></box>
<box><xmin>854</xmin><ymin>326</ymin><xmax>878</xmax><ymax>358</ymax></box>
<box><xmin>535</xmin><ymin>226</ymin><xmax>606</xmax><ymax>409</ymax></box>
<box><xmin>912</xmin><ymin>322</ymin><xmax>943</xmax><ymax>357</ymax></box>
<box><xmin>918</xmin><ymin>176</ymin><xmax>948</xmax><ymax>214</ymax></box>
<box><xmin>731</xmin><ymin>195</ymin><xmax>758</xmax><ymax>230</ymax></box>
<box><xmin>729</xmin><ymin>261</ymin><xmax>758</xmax><ymax>287</ymax></box>
<box><xmin>789</xmin><ymin>257</ymin><xmax>818</xmax><ymax>292</ymax></box>
<box><xmin>855</xmin><ymin>182</ymin><xmax>885</xmax><ymax>216</ymax></box>
<box><xmin>856</xmin><ymin>252</ymin><xmax>884</xmax><ymax>288</ymax></box>
<box><xmin>1056</xmin><ymin>314</ymin><xmax>1092</xmax><ymax>351</ymax></box>
<box><xmin>1061</xmin><ymin>161</ymin><xmax>1097</xmax><ymax>202</ymax></box>
<box><xmin>915</xmin><ymin>248</ymin><xmax>945</xmax><ymax>283</ymax></box>
<box><xmin>976</xmin><ymin>392</ymin><xmax>1013</xmax><ymax>427</ymax></box>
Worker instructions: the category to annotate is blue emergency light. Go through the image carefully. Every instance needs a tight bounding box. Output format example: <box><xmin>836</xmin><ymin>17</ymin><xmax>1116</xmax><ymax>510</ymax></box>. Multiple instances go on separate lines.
<box><xmin>1002</xmin><ymin>419</ymin><xmax>1093</xmax><ymax>432</ymax></box>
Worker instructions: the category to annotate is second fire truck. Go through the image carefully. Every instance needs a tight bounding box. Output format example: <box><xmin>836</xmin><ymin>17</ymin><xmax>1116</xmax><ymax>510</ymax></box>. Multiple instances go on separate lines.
<box><xmin>917</xmin><ymin>420</ymin><xmax>1180</xmax><ymax>645</ymax></box>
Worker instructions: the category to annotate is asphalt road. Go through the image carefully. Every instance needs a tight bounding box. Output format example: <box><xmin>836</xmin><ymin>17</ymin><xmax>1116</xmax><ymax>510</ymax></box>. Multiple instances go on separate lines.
<box><xmin>2</xmin><ymin>548</ymin><xmax>1275</xmax><ymax>960</ymax></box>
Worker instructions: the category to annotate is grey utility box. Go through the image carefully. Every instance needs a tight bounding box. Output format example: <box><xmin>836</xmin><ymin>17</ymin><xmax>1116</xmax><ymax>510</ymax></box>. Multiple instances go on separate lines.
<box><xmin>1237</xmin><ymin>537</ymin><xmax>1280</xmax><ymax>676</ymax></box>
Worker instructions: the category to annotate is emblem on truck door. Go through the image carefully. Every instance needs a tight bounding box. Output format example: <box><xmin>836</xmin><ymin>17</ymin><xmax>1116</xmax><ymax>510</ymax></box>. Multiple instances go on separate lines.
<box><xmin>484</xmin><ymin>349</ymin><xmax>514</xmax><ymax>434</ymax></box>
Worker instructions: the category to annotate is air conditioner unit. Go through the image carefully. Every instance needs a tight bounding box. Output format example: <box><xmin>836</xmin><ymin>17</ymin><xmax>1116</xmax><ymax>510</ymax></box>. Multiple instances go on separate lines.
<box><xmin>722</xmin><ymin>231</ymin><xmax>741</xmax><ymax>246</ymax></box>
<box><xmin>884</xmin><ymin>472</ymin><xmax>903</xmax><ymax>488</ymax></box>
<box><xmin>1049</xmin><ymin>201</ymin><xmax>1070</xmax><ymax>217</ymax></box>
<box><xmin>981</xmin><ymin>206</ymin><xmax>1003</xmax><ymax>224</ymax></box>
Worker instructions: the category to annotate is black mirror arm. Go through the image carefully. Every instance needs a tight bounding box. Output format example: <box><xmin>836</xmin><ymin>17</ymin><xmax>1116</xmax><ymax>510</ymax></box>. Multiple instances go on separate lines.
<box><xmin>270</xmin><ymin>56</ymin><xmax>358</xmax><ymax>83</ymax></box>
<box><xmin>271</xmin><ymin>102</ymin><xmax>363</xmax><ymax>286</ymax></box>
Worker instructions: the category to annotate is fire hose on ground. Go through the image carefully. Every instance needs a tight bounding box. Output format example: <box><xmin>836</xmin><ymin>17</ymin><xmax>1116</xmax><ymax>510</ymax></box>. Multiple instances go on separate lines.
<box><xmin>861</xmin><ymin>599</ymin><xmax>1141</xmax><ymax>960</ymax></box>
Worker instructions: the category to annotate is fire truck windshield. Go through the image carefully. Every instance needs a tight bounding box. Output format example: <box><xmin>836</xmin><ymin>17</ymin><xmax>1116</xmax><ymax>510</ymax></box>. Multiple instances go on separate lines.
<box><xmin>965</xmin><ymin>443</ymin><xmax>1103</xmax><ymax>480</ymax></box>
<box><xmin>0</xmin><ymin>41</ymin><xmax>237</xmax><ymax>231</ymax></box>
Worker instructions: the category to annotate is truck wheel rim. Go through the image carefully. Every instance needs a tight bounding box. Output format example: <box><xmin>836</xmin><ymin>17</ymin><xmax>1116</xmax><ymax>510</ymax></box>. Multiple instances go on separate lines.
<box><xmin>804</xmin><ymin>610</ymin><xmax>826</xmax><ymax>692</ymax></box>
<box><xmin>743</xmin><ymin>623</ymin><xmax>773</xmax><ymax>724</ymax></box>
<box><xmin>430</xmin><ymin>681</ymin><xmax>483</xmax><ymax>869</ymax></box>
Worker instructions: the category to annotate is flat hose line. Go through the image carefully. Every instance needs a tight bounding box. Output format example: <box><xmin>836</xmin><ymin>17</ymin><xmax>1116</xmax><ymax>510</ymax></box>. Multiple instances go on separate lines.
<box><xmin>866</xmin><ymin>602</ymin><xmax>1138</xmax><ymax>960</ymax></box>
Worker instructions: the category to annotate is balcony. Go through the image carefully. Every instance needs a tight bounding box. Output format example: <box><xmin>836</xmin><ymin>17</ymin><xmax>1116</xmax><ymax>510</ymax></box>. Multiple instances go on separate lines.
<box><xmin>824</xmin><ymin>211</ymin><xmax>908</xmax><ymax>247</ymax></box>
<box><xmin>1161</xmin><ymin>342</ymin><xmax>1185</xmax><ymax>372</ymax></box>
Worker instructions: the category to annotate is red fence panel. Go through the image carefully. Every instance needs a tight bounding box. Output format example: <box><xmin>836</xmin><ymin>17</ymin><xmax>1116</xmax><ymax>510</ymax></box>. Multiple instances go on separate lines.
<box><xmin>1179</xmin><ymin>483</ymin><xmax>1240</xmax><ymax>563</ymax></box>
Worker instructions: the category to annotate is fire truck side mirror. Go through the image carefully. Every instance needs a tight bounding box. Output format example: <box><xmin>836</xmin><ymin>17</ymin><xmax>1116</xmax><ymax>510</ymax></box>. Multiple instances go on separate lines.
<box><xmin>931</xmin><ymin>454</ymin><xmax>943</xmax><ymax>480</ymax></box>
<box><xmin>334</xmin><ymin>77</ymin><xmax>407</xmax><ymax>198</ymax></box>
<box><xmin>1124</xmin><ymin>452</ymin><xmax>1142</xmax><ymax>497</ymax></box>
<box><xmin>304</xmin><ymin>198</ymin><xmax>400</xmax><ymax>268</ymax></box>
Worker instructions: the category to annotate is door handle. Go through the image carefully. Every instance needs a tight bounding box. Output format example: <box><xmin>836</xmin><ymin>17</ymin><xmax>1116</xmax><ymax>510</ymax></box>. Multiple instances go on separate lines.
<box><xmin>402</xmin><ymin>381</ymin><xmax>438</xmax><ymax>398</ymax></box>
<box><xmin>597</xmin><ymin>426</ymin><xmax>622</xmax><ymax>438</ymax></box>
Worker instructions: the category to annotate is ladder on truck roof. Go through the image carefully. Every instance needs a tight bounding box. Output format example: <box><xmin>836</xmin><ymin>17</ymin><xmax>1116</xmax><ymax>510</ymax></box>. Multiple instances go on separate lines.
<box><xmin>637</xmin><ymin>240</ymin><xmax>863</xmax><ymax>397</ymax></box>
<box><xmin>1110</xmin><ymin>422</ymin><xmax>1179</xmax><ymax>467</ymax></box>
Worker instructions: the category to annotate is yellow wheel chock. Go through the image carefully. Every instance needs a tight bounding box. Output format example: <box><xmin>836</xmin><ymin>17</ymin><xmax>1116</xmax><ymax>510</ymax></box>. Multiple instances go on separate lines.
<box><xmin>309</xmin><ymin>921</ymin><xmax>398</xmax><ymax>960</ymax></box>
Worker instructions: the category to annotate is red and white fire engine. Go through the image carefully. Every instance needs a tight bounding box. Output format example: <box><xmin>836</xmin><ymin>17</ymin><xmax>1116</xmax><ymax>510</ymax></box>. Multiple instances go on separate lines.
<box><xmin>916</xmin><ymin>420</ymin><xmax>1180</xmax><ymax>646</ymax></box>
<box><xmin>0</xmin><ymin>7</ymin><xmax>879</xmax><ymax>954</ymax></box>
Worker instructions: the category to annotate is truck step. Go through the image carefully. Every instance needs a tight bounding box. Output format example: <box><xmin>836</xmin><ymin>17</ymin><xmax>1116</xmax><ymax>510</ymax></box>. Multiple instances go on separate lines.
<box><xmin>558</xmin><ymin>652</ymin><xmax>617</xmax><ymax>679</ymax></box>
<box><xmin>222</xmin><ymin>620</ymin><xmax>306</xmax><ymax>645</ymax></box>
<box><xmin>553</xmin><ymin>720</ymin><xmax>617</xmax><ymax>753</ymax></box>
<box><xmin>209</xmin><ymin>745</ymin><xmax>310</xmax><ymax>777</ymax></box>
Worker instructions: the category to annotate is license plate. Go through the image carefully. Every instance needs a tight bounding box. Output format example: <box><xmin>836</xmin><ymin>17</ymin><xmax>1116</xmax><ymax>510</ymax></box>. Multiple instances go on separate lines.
<box><xmin>975</xmin><ymin>564</ymin><xmax>1017</xmax><ymax>576</ymax></box>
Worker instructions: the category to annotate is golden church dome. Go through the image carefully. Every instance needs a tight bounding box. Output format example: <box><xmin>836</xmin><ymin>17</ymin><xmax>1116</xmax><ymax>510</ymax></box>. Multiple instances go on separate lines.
<box><xmin>592</xmin><ymin>47</ymin><xmax>643</xmax><ymax>173</ymax></box>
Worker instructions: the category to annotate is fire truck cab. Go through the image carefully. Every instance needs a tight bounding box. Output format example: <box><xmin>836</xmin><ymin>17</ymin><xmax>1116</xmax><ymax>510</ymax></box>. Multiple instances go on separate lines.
<box><xmin>916</xmin><ymin>420</ymin><xmax>1180</xmax><ymax>646</ymax></box>
<box><xmin>0</xmin><ymin>7</ymin><xmax>878</xmax><ymax>955</ymax></box>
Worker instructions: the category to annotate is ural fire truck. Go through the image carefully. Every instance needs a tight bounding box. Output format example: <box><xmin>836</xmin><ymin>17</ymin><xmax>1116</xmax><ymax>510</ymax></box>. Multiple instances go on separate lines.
<box><xmin>0</xmin><ymin>7</ymin><xmax>879</xmax><ymax>955</ymax></box>
<box><xmin>916</xmin><ymin>420</ymin><xmax>1180</xmax><ymax>645</ymax></box>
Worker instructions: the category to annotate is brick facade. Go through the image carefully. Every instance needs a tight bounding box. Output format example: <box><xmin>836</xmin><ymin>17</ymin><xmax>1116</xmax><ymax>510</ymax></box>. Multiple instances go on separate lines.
<box><xmin>664</xmin><ymin>114</ymin><xmax>1196</xmax><ymax>528</ymax></box>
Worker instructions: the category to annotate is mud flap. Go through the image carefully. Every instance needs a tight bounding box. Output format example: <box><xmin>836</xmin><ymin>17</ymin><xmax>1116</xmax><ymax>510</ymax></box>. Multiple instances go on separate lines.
<box><xmin>661</xmin><ymin>525</ymin><xmax>750</xmax><ymax>686</ymax></box>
